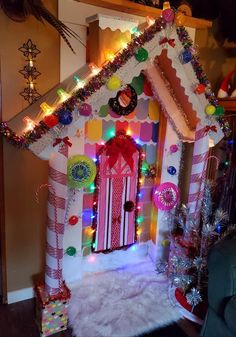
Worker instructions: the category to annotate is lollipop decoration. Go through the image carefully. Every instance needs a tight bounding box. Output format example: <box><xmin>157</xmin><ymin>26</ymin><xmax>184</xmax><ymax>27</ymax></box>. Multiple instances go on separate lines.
<box><xmin>153</xmin><ymin>182</ymin><xmax>179</xmax><ymax>211</ymax></box>
<box><xmin>67</xmin><ymin>155</ymin><xmax>96</xmax><ymax>189</ymax></box>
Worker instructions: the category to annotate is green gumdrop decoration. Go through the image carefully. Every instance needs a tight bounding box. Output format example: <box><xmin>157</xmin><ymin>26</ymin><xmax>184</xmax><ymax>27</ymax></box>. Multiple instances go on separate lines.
<box><xmin>215</xmin><ymin>105</ymin><xmax>225</xmax><ymax>116</ymax></box>
<box><xmin>99</xmin><ymin>105</ymin><xmax>109</xmax><ymax>117</ymax></box>
<box><xmin>135</xmin><ymin>48</ymin><xmax>149</xmax><ymax>62</ymax></box>
<box><xmin>130</xmin><ymin>73</ymin><xmax>144</xmax><ymax>95</ymax></box>
<box><xmin>66</xmin><ymin>246</ymin><xmax>77</xmax><ymax>256</ymax></box>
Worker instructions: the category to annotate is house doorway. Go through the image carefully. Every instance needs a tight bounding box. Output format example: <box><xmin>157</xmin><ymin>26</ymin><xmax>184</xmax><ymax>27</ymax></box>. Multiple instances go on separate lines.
<box><xmin>93</xmin><ymin>132</ymin><xmax>141</xmax><ymax>252</ymax></box>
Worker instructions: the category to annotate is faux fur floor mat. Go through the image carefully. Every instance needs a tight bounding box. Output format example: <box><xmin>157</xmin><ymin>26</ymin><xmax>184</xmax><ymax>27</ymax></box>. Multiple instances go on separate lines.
<box><xmin>68</xmin><ymin>258</ymin><xmax>182</xmax><ymax>337</ymax></box>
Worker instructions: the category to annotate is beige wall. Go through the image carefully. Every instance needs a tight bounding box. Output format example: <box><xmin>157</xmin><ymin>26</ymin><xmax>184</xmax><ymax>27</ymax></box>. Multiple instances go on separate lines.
<box><xmin>0</xmin><ymin>0</ymin><xmax>60</xmax><ymax>292</ymax></box>
<box><xmin>196</xmin><ymin>29</ymin><xmax>236</xmax><ymax>92</ymax></box>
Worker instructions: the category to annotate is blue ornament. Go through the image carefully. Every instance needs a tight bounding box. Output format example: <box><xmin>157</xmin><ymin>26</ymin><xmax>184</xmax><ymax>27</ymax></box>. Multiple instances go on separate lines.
<box><xmin>180</xmin><ymin>50</ymin><xmax>192</xmax><ymax>64</ymax></box>
<box><xmin>58</xmin><ymin>109</ymin><xmax>73</xmax><ymax>125</ymax></box>
<box><xmin>167</xmin><ymin>166</ymin><xmax>176</xmax><ymax>175</ymax></box>
<box><xmin>216</xmin><ymin>223</ymin><xmax>222</xmax><ymax>234</ymax></box>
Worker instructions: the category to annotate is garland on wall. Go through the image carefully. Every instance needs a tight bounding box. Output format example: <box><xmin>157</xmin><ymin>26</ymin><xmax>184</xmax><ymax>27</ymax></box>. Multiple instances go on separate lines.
<box><xmin>0</xmin><ymin>9</ymin><xmax>228</xmax><ymax>149</ymax></box>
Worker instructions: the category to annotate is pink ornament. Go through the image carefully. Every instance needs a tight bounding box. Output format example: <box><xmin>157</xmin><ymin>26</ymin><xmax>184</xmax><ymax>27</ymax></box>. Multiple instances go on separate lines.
<box><xmin>79</xmin><ymin>103</ymin><xmax>92</xmax><ymax>116</ymax></box>
<box><xmin>153</xmin><ymin>182</ymin><xmax>179</xmax><ymax>211</ymax></box>
<box><xmin>170</xmin><ymin>144</ymin><xmax>178</xmax><ymax>153</ymax></box>
<box><xmin>162</xmin><ymin>8</ymin><xmax>175</xmax><ymax>24</ymax></box>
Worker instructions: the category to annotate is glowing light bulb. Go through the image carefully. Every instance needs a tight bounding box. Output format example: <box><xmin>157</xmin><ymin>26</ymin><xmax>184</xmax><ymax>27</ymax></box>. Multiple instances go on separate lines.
<box><xmin>163</xmin><ymin>1</ymin><xmax>170</xmax><ymax>9</ymax></box>
<box><xmin>137</xmin><ymin>216</ymin><xmax>144</xmax><ymax>224</ymax></box>
<box><xmin>88</xmin><ymin>255</ymin><xmax>96</xmax><ymax>262</ymax></box>
<box><xmin>40</xmin><ymin>102</ymin><xmax>53</xmax><ymax>116</ymax></box>
<box><xmin>29</xmin><ymin>82</ymin><xmax>34</xmax><ymax>89</ymax></box>
<box><xmin>29</xmin><ymin>59</ymin><xmax>34</xmax><ymax>67</ymax></box>
<box><xmin>131</xmin><ymin>26</ymin><xmax>141</xmax><ymax>36</ymax></box>
<box><xmin>89</xmin><ymin>63</ymin><xmax>101</xmax><ymax>75</ymax></box>
<box><xmin>100</xmin><ymin>141</ymin><xmax>105</xmax><ymax>146</ymax></box>
<box><xmin>104</xmin><ymin>50</ymin><xmax>115</xmax><ymax>62</ymax></box>
<box><xmin>108</xmin><ymin>129</ymin><xmax>115</xmax><ymax>138</ymax></box>
<box><xmin>137</xmin><ymin>205</ymin><xmax>141</xmax><ymax>210</ymax></box>
<box><xmin>126</xmin><ymin>129</ymin><xmax>132</xmax><ymax>136</ymax></box>
<box><xmin>73</xmin><ymin>75</ymin><xmax>85</xmax><ymax>89</ymax></box>
<box><xmin>56</xmin><ymin>88</ymin><xmax>70</xmax><ymax>102</ymax></box>
<box><xmin>209</xmin><ymin>138</ymin><xmax>214</xmax><ymax>148</ymax></box>
<box><xmin>23</xmin><ymin>116</ymin><xmax>36</xmax><ymax>131</ymax></box>
<box><xmin>137</xmin><ymin>228</ymin><xmax>142</xmax><ymax>236</ymax></box>
<box><xmin>146</xmin><ymin>16</ymin><xmax>155</xmax><ymax>27</ymax></box>
<box><xmin>120</xmin><ymin>40</ymin><xmax>128</xmax><ymax>49</ymax></box>
<box><xmin>89</xmin><ymin>184</ymin><xmax>96</xmax><ymax>192</ymax></box>
<box><xmin>131</xmin><ymin>245</ymin><xmax>137</xmax><ymax>251</ymax></box>
<box><xmin>139</xmin><ymin>177</ymin><xmax>144</xmax><ymax>185</ymax></box>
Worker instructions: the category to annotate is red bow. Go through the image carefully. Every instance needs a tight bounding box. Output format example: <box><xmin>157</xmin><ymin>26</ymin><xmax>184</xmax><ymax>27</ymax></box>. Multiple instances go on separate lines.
<box><xmin>159</xmin><ymin>37</ymin><xmax>175</xmax><ymax>48</ymax></box>
<box><xmin>53</xmin><ymin>136</ymin><xmax>72</xmax><ymax>147</ymax></box>
<box><xmin>106</xmin><ymin>136</ymin><xmax>137</xmax><ymax>171</ymax></box>
<box><xmin>205</xmin><ymin>125</ymin><xmax>217</xmax><ymax>133</ymax></box>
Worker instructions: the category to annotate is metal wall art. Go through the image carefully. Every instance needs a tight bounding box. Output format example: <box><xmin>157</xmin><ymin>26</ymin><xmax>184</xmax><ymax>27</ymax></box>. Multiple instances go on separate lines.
<box><xmin>19</xmin><ymin>39</ymin><xmax>41</xmax><ymax>104</ymax></box>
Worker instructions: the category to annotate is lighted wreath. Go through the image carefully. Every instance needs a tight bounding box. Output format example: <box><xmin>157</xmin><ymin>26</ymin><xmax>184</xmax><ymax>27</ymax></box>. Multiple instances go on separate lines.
<box><xmin>108</xmin><ymin>85</ymin><xmax>137</xmax><ymax>116</ymax></box>
<box><xmin>67</xmin><ymin>155</ymin><xmax>96</xmax><ymax>189</ymax></box>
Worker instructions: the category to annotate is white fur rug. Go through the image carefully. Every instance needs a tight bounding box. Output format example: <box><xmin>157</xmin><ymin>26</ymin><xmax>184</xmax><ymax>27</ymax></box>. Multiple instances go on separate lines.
<box><xmin>68</xmin><ymin>258</ymin><xmax>182</xmax><ymax>337</ymax></box>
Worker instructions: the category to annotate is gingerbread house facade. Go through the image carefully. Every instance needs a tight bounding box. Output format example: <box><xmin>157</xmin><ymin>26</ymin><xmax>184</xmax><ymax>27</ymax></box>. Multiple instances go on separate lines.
<box><xmin>1</xmin><ymin>12</ymin><xmax>224</xmax><ymax>300</ymax></box>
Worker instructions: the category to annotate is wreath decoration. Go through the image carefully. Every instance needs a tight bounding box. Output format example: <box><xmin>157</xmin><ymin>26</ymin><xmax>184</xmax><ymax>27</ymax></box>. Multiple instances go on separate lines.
<box><xmin>108</xmin><ymin>85</ymin><xmax>137</xmax><ymax>116</ymax></box>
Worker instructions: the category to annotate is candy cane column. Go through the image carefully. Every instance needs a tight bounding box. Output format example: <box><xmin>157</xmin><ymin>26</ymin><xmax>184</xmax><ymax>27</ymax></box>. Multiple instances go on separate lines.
<box><xmin>46</xmin><ymin>144</ymin><xmax>68</xmax><ymax>295</ymax></box>
<box><xmin>188</xmin><ymin>123</ymin><xmax>209</xmax><ymax>224</ymax></box>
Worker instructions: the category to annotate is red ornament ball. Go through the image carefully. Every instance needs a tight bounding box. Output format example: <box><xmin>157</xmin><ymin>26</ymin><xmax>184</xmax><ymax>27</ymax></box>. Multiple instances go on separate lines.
<box><xmin>69</xmin><ymin>215</ymin><xmax>79</xmax><ymax>226</ymax></box>
<box><xmin>43</xmin><ymin>114</ymin><xmax>59</xmax><ymax>128</ymax></box>
<box><xmin>194</xmin><ymin>84</ymin><xmax>206</xmax><ymax>95</ymax></box>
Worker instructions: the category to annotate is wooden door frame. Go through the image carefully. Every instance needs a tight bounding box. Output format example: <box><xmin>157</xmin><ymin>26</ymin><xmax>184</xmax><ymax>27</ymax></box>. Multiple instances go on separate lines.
<box><xmin>0</xmin><ymin>57</ymin><xmax>7</xmax><ymax>304</ymax></box>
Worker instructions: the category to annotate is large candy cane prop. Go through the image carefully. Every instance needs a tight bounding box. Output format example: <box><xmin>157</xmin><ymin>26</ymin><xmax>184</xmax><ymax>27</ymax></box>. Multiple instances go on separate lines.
<box><xmin>188</xmin><ymin>123</ymin><xmax>209</xmax><ymax>224</ymax></box>
<box><xmin>46</xmin><ymin>144</ymin><xmax>68</xmax><ymax>295</ymax></box>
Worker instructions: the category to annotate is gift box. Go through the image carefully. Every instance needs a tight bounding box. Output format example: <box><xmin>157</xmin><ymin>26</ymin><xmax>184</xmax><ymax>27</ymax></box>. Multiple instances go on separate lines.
<box><xmin>35</xmin><ymin>283</ymin><xmax>71</xmax><ymax>337</ymax></box>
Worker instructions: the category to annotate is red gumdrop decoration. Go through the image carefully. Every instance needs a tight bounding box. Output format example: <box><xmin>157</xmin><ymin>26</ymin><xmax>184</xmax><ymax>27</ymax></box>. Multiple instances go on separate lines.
<box><xmin>69</xmin><ymin>215</ymin><xmax>78</xmax><ymax>225</ymax></box>
<box><xmin>43</xmin><ymin>114</ymin><xmax>59</xmax><ymax>128</ymax></box>
<box><xmin>194</xmin><ymin>84</ymin><xmax>206</xmax><ymax>95</ymax></box>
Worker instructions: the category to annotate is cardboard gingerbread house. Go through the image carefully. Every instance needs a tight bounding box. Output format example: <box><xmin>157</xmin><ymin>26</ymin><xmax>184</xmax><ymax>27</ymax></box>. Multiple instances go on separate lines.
<box><xmin>0</xmin><ymin>9</ymin><xmax>225</xmax><ymax>336</ymax></box>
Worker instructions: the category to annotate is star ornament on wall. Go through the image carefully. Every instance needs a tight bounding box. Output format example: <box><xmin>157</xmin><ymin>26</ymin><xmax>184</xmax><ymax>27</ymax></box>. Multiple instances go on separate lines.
<box><xmin>18</xmin><ymin>39</ymin><xmax>41</xmax><ymax>59</ymax></box>
<box><xmin>20</xmin><ymin>86</ymin><xmax>41</xmax><ymax>104</ymax></box>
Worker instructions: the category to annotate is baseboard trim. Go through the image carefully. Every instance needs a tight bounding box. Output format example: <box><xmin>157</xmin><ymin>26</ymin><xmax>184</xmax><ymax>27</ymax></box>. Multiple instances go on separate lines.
<box><xmin>7</xmin><ymin>287</ymin><xmax>34</xmax><ymax>304</ymax></box>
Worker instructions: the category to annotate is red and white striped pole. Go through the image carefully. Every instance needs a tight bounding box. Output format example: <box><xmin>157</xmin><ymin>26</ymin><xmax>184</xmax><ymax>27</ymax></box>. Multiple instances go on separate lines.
<box><xmin>188</xmin><ymin>123</ymin><xmax>209</xmax><ymax>224</ymax></box>
<box><xmin>46</xmin><ymin>144</ymin><xmax>68</xmax><ymax>295</ymax></box>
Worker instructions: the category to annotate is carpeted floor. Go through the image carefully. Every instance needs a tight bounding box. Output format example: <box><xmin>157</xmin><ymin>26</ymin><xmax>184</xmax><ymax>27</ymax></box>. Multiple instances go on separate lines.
<box><xmin>68</xmin><ymin>258</ymin><xmax>184</xmax><ymax>337</ymax></box>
